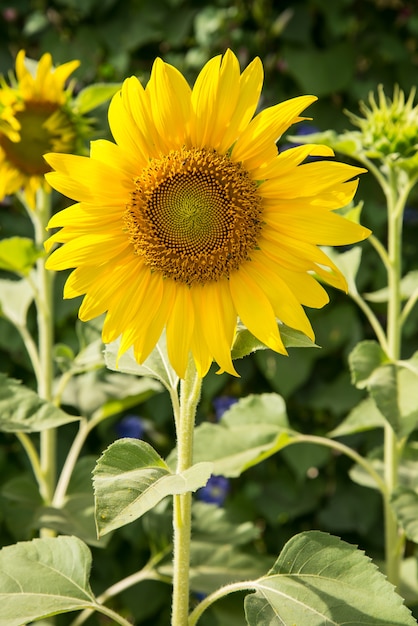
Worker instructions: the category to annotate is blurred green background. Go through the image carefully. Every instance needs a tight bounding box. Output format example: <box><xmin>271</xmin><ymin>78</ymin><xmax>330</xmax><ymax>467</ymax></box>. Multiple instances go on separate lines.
<box><xmin>1</xmin><ymin>1</ymin><xmax>418</xmax><ymax>624</ymax></box>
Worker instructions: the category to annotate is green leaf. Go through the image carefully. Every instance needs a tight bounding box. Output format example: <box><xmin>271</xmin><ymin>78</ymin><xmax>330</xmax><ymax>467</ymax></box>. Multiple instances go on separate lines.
<box><xmin>93</xmin><ymin>439</ymin><xmax>212</xmax><ymax>535</ymax></box>
<box><xmin>104</xmin><ymin>332</ymin><xmax>178</xmax><ymax>390</ymax></box>
<box><xmin>74</xmin><ymin>83</ymin><xmax>121</xmax><ymax>114</ymax></box>
<box><xmin>398</xmin><ymin>351</ymin><xmax>418</xmax><ymax>377</ymax></box>
<box><xmin>365</xmin><ymin>270</ymin><xmax>418</xmax><ymax>302</ymax></box>
<box><xmin>0</xmin><ymin>237</ymin><xmax>43</xmax><ymax>276</ymax></box>
<box><xmin>322</xmin><ymin>245</ymin><xmax>363</xmax><ymax>294</ymax></box>
<box><xmin>0</xmin><ymin>374</ymin><xmax>79</xmax><ymax>432</ymax></box>
<box><xmin>329</xmin><ymin>397</ymin><xmax>385</xmax><ymax>438</ymax></box>
<box><xmin>0</xmin><ymin>277</ymin><xmax>34</xmax><ymax>327</ymax></box>
<box><xmin>368</xmin><ymin>363</ymin><xmax>401</xmax><ymax>432</ymax></box>
<box><xmin>231</xmin><ymin>323</ymin><xmax>318</xmax><ymax>360</ymax></box>
<box><xmin>0</xmin><ymin>536</ymin><xmax>95</xmax><ymax>626</ymax></box>
<box><xmin>391</xmin><ymin>486</ymin><xmax>418</xmax><ymax>543</ymax></box>
<box><xmin>191</xmin><ymin>393</ymin><xmax>294</xmax><ymax>477</ymax></box>
<box><xmin>349</xmin><ymin>340</ymin><xmax>388</xmax><ymax>389</ymax></box>
<box><xmin>244</xmin><ymin>531</ymin><xmax>415</xmax><ymax>626</ymax></box>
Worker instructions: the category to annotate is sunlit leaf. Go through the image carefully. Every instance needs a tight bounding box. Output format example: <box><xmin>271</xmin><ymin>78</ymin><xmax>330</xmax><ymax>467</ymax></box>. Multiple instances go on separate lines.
<box><xmin>0</xmin><ymin>237</ymin><xmax>43</xmax><ymax>276</ymax></box>
<box><xmin>365</xmin><ymin>270</ymin><xmax>418</xmax><ymax>302</ymax></box>
<box><xmin>0</xmin><ymin>536</ymin><xmax>96</xmax><ymax>626</ymax></box>
<box><xmin>93</xmin><ymin>439</ymin><xmax>212</xmax><ymax>535</ymax></box>
<box><xmin>329</xmin><ymin>397</ymin><xmax>385</xmax><ymax>438</ymax></box>
<box><xmin>191</xmin><ymin>393</ymin><xmax>294</xmax><ymax>477</ymax></box>
<box><xmin>244</xmin><ymin>531</ymin><xmax>415</xmax><ymax>626</ymax></box>
<box><xmin>74</xmin><ymin>83</ymin><xmax>121</xmax><ymax>114</ymax></box>
<box><xmin>0</xmin><ymin>277</ymin><xmax>34</xmax><ymax>327</ymax></box>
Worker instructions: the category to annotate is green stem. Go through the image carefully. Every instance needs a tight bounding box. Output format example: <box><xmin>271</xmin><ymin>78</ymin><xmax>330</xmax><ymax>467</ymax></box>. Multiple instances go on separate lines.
<box><xmin>188</xmin><ymin>580</ymin><xmax>255</xmax><ymax>626</ymax></box>
<box><xmin>70</xmin><ymin>552</ymin><xmax>171</xmax><ymax>626</ymax></box>
<box><xmin>292</xmin><ymin>434</ymin><xmax>388</xmax><ymax>495</ymax></box>
<box><xmin>171</xmin><ymin>360</ymin><xmax>202</xmax><ymax>626</ymax></box>
<box><xmin>90</xmin><ymin>603</ymin><xmax>135</xmax><ymax>626</ymax></box>
<box><xmin>15</xmin><ymin>432</ymin><xmax>46</xmax><ymax>495</ymax></box>
<box><xmin>29</xmin><ymin>190</ymin><xmax>56</xmax><ymax>513</ymax></box>
<box><xmin>382</xmin><ymin>166</ymin><xmax>409</xmax><ymax>587</ymax></box>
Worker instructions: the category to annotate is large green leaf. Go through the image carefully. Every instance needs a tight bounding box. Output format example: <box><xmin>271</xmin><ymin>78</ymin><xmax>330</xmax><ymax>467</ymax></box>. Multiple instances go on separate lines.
<box><xmin>191</xmin><ymin>393</ymin><xmax>293</xmax><ymax>477</ymax></box>
<box><xmin>0</xmin><ymin>536</ymin><xmax>95</xmax><ymax>626</ymax></box>
<box><xmin>0</xmin><ymin>374</ymin><xmax>79</xmax><ymax>432</ymax></box>
<box><xmin>244</xmin><ymin>531</ymin><xmax>415</xmax><ymax>626</ymax></box>
<box><xmin>93</xmin><ymin>439</ymin><xmax>212</xmax><ymax>535</ymax></box>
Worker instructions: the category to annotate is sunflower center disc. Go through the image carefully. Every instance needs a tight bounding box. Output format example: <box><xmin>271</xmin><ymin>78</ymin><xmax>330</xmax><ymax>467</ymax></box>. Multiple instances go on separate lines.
<box><xmin>0</xmin><ymin>101</ymin><xmax>76</xmax><ymax>176</ymax></box>
<box><xmin>125</xmin><ymin>147</ymin><xmax>263</xmax><ymax>285</ymax></box>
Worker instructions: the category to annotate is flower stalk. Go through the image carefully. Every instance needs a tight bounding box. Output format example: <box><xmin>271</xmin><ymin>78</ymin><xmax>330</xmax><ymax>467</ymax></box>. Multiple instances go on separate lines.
<box><xmin>172</xmin><ymin>360</ymin><xmax>202</xmax><ymax>626</ymax></box>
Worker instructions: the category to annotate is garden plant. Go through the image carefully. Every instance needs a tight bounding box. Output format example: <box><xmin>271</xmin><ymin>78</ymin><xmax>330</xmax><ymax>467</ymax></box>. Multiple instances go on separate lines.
<box><xmin>1</xmin><ymin>2</ymin><xmax>418</xmax><ymax>625</ymax></box>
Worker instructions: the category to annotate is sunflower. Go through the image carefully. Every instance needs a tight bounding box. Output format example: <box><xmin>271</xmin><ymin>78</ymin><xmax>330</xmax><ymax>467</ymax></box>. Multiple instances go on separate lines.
<box><xmin>0</xmin><ymin>50</ymin><xmax>81</xmax><ymax>208</ymax></box>
<box><xmin>45</xmin><ymin>50</ymin><xmax>370</xmax><ymax>379</ymax></box>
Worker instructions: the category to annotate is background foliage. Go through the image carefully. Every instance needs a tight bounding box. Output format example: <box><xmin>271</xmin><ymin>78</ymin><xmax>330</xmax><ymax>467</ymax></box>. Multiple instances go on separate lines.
<box><xmin>1</xmin><ymin>0</ymin><xmax>418</xmax><ymax>623</ymax></box>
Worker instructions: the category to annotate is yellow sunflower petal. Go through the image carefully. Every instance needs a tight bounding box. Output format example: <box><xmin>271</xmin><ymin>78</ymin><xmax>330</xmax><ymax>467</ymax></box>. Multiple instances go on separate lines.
<box><xmin>255</xmin><ymin>144</ymin><xmax>335</xmax><ymax>180</ymax></box>
<box><xmin>44</xmin><ymin>153</ymin><xmax>131</xmax><ymax>203</ymax></box>
<box><xmin>261</xmin><ymin>161</ymin><xmax>366</xmax><ymax>199</ymax></box>
<box><xmin>232</xmin><ymin>95</ymin><xmax>317</xmax><ymax>171</ymax></box>
<box><xmin>190</xmin><ymin>54</ymin><xmax>222</xmax><ymax>148</ymax></box>
<box><xmin>229</xmin><ymin>265</ymin><xmax>286</xmax><ymax>355</ymax></box>
<box><xmin>195</xmin><ymin>280</ymin><xmax>238</xmax><ymax>376</ymax></box>
<box><xmin>166</xmin><ymin>283</ymin><xmax>195</xmax><ymax>378</ymax></box>
<box><xmin>46</xmin><ymin>233</ymin><xmax>129</xmax><ymax>271</ymax></box>
<box><xmin>248</xmin><ymin>254</ymin><xmax>314</xmax><ymax>340</ymax></box>
<box><xmin>265</xmin><ymin>208</ymin><xmax>371</xmax><ymax>246</ymax></box>
<box><xmin>146</xmin><ymin>58</ymin><xmax>191</xmax><ymax>150</ymax></box>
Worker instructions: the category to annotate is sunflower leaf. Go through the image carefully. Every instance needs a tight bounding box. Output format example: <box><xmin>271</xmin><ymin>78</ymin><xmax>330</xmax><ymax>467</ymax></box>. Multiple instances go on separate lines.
<box><xmin>74</xmin><ymin>83</ymin><xmax>121</xmax><ymax>114</ymax></box>
<box><xmin>0</xmin><ymin>237</ymin><xmax>43</xmax><ymax>276</ymax></box>
<box><xmin>232</xmin><ymin>323</ymin><xmax>318</xmax><ymax>360</ymax></box>
<box><xmin>0</xmin><ymin>277</ymin><xmax>34</xmax><ymax>327</ymax></box>
<box><xmin>0</xmin><ymin>535</ymin><xmax>96</xmax><ymax>626</ymax></box>
<box><xmin>244</xmin><ymin>530</ymin><xmax>415</xmax><ymax>626</ymax></box>
<box><xmin>191</xmin><ymin>393</ymin><xmax>294</xmax><ymax>477</ymax></box>
<box><xmin>104</xmin><ymin>333</ymin><xmax>179</xmax><ymax>390</ymax></box>
<box><xmin>391</xmin><ymin>486</ymin><xmax>418</xmax><ymax>543</ymax></box>
<box><xmin>93</xmin><ymin>438</ymin><xmax>212</xmax><ymax>535</ymax></box>
<box><xmin>0</xmin><ymin>373</ymin><xmax>79</xmax><ymax>432</ymax></box>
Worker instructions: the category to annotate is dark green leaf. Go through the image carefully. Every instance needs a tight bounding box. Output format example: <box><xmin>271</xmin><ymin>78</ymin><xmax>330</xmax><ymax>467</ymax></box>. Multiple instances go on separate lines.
<box><xmin>349</xmin><ymin>340</ymin><xmax>388</xmax><ymax>389</ymax></box>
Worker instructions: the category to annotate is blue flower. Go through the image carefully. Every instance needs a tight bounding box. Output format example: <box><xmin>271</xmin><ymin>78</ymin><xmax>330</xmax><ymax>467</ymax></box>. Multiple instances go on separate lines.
<box><xmin>197</xmin><ymin>475</ymin><xmax>230</xmax><ymax>506</ymax></box>
<box><xmin>212</xmin><ymin>396</ymin><xmax>237</xmax><ymax>421</ymax></box>
<box><xmin>116</xmin><ymin>414</ymin><xmax>145</xmax><ymax>439</ymax></box>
